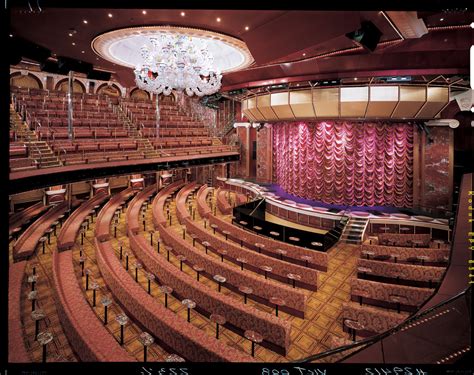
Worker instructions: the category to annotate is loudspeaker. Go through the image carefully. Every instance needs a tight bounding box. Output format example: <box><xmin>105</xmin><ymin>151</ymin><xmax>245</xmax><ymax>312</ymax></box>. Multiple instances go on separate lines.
<box><xmin>87</xmin><ymin>70</ymin><xmax>112</xmax><ymax>81</ymax></box>
<box><xmin>10</xmin><ymin>36</ymin><xmax>51</xmax><ymax>63</ymax></box>
<box><xmin>345</xmin><ymin>21</ymin><xmax>382</xmax><ymax>52</ymax></box>
<box><xmin>40</xmin><ymin>60</ymin><xmax>59</xmax><ymax>74</ymax></box>
<box><xmin>57</xmin><ymin>56</ymin><xmax>93</xmax><ymax>75</ymax></box>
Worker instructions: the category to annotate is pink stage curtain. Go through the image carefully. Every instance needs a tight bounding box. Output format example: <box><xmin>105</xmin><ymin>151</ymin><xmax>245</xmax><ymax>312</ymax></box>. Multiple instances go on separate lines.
<box><xmin>273</xmin><ymin>121</ymin><xmax>414</xmax><ymax>207</ymax></box>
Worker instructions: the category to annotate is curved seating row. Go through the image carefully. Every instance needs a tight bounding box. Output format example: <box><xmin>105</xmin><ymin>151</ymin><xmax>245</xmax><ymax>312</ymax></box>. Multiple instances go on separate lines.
<box><xmin>57</xmin><ymin>192</ymin><xmax>109</xmax><ymax>251</ymax></box>
<box><xmin>96</xmin><ymin>189</ymin><xmax>252</xmax><ymax>362</ymax></box>
<box><xmin>96</xmin><ymin>246</ymin><xmax>244</xmax><ymax>362</ymax></box>
<box><xmin>13</xmin><ymin>201</ymin><xmax>68</xmax><ymax>262</ymax></box>
<box><xmin>357</xmin><ymin>259</ymin><xmax>445</xmax><ymax>288</ymax></box>
<box><xmin>360</xmin><ymin>244</ymin><xmax>449</xmax><ymax>265</ymax></box>
<box><xmin>126</xmin><ymin>185</ymin><xmax>157</xmax><ymax>235</ymax></box>
<box><xmin>152</xmin><ymin>181</ymin><xmax>186</xmax><ymax>227</ymax></box>
<box><xmin>9</xmin><ymin>201</ymin><xmax>48</xmax><ymax>236</ymax></box>
<box><xmin>196</xmin><ymin>185</ymin><xmax>212</xmax><ymax>218</ymax></box>
<box><xmin>8</xmin><ymin>261</ymin><xmax>30</xmax><ymax>363</ymax></box>
<box><xmin>95</xmin><ymin>187</ymin><xmax>136</xmax><ymax>242</ymax></box>
<box><xmin>52</xmin><ymin>244</ymin><xmax>135</xmax><ymax>361</ymax></box>
<box><xmin>146</xmin><ymin>187</ymin><xmax>293</xmax><ymax>354</ymax></box>
<box><xmin>197</xmin><ymin>185</ymin><xmax>328</xmax><ymax>271</ymax></box>
<box><xmin>341</xmin><ymin>302</ymin><xmax>409</xmax><ymax>337</ymax></box>
<box><xmin>164</xmin><ymin>185</ymin><xmax>307</xmax><ymax>318</ymax></box>
<box><xmin>350</xmin><ymin>278</ymin><xmax>434</xmax><ymax>313</ymax></box>
<box><xmin>378</xmin><ymin>233</ymin><xmax>432</xmax><ymax>248</ymax></box>
<box><xmin>177</xmin><ymin>183</ymin><xmax>318</xmax><ymax>292</ymax></box>
<box><xmin>216</xmin><ymin>188</ymin><xmax>232</xmax><ymax>215</ymax></box>
<box><xmin>235</xmin><ymin>192</ymin><xmax>248</xmax><ymax>206</ymax></box>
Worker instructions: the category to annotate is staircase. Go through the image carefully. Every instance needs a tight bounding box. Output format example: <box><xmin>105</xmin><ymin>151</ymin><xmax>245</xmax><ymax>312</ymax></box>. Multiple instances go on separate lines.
<box><xmin>10</xmin><ymin>106</ymin><xmax>62</xmax><ymax>168</ymax></box>
<box><xmin>115</xmin><ymin>105</ymin><xmax>139</xmax><ymax>137</ymax></box>
<box><xmin>340</xmin><ymin>217</ymin><xmax>369</xmax><ymax>244</ymax></box>
<box><xmin>30</xmin><ymin>141</ymin><xmax>63</xmax><ymax>168</ymax></box>
<box><xmin>115</xmin><ymin>104</ymin><xmax>161</xmax><ymax>159</ymax></box>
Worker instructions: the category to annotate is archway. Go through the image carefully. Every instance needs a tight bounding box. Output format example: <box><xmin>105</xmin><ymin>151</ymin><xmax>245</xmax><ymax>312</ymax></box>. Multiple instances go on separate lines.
<box><xmin>130</xmin><ymin>87</ymin><xmax>151</xmax><ymax>101</ymax></box>
<box><xmin>10</xmin><ymin>72</ymin><xmax>43</xmax><ymax>89</ymax></box>
<box><xmin>55</xmin><ymin>78</ymin><xmax>86</xmax><ymax>93</ymax></box>
<box><xmin>97</xmin><ymin>83</ymin><xmax>121</xmax><ymax>97</ymax></box>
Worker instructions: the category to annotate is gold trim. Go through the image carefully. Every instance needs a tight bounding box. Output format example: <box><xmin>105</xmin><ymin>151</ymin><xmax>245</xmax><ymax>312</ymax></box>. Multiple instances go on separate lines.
<box><xmin>91</xmin><ymin>26</ymin><xmax>254</xmax><ymax>73</ymax></box>
<box><xmin>244</xmin><ymin>84</ymin><xmax>450</xmax><ymax>121</ymax></box>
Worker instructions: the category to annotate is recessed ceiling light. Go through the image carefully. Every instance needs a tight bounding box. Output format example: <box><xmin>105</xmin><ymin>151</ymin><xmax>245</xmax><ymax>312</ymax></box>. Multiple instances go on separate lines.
<box><xmin>142</xmin><ymin>10</ymin><xmax>147</xmax><ymax>15</ymax></box>
<box><xmin>470</xmin><ymin>22</ymin><xmax>474</xmax><ymax>28</ymax></box>
<box><xmin>180</xmin><ymin>11</ymin><xmax>185</xmax><ymax>16</ymax></box>
<box><xmin>354</xmin><ymin>77</ymin><xmax>358</xmax><ymax>80</ymax></box>
<box><xmin>440</xmin><ymin>18</ymin><xmax>444</xmax><ymax>21</ymax></box>
<box><xmin>302</xmin><ymin>53</ymin><xmax>306</xmax><ymax>56</ymax></box>
<box><xmin>245</xmin><ymin>26</ymin><xmax>249</xmax><ymax>31</ymax></box>
<box><xmin>81</xmin><ymin>50</ymin><xmax>85</xmax><ymax>53</ymax></box>
<box><xmin>296</xmin><ymin>83</ymin><xmax>300</xmax><ymax>87</ymax></box>
<box><xmin>83</xmin><ymin>19</ymin><xmax>88</xmax><ymax>24</ymax></box>
<box><xmin>216</xmin><ymin>17</ymin><xmax>221</xmax><ymax>22</ymax></box>
<box><xmin>9</xmin><ymin>33</ymin><xmax>13</xmax><ymax>37</ymax></box>
<box><xmin>108</xmin><ymin>13</ymin><xmax>113</xmax><ymax>18</ymax></box>
<box><xmin>68</xmin><ymin>32</ymin><xmax>73</xmax><ymax>37</ymax></box>
<box><xmin>72</xmin><ymin>42</ymin><xmax>76</xmax><ymax>46</ymax></box>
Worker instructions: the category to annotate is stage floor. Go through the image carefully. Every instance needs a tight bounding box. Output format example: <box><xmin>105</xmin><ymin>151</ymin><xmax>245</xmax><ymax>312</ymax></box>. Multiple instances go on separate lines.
<box><xmin>249</xmin><ymin>182</ymin><xmax>444</xmax><ymax>217</ymax></box>
<box><xmin>265</xmin><ymin>212</ymin><xmax>328</xmax><ymax>235</ymax></box>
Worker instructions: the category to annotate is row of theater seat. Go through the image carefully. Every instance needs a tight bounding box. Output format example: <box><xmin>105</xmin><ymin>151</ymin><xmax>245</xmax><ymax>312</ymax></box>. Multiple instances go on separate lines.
<box><xmin>340</xmin><ymin>231</ymin><xmax>450</xmax><ymax>340</ymax></box>
<box><xmin>101</xmin><ymin>183</ymin><xmax>254</xmax><ymax>361</ymax></box>
<box><xmin>149</xmin><ymin>181</ymin><xmax>292</xmax><ymax>355</ymax></box>
<box><xmin>142</xmin><ymin>129</ymin><xmax>209</xmax><ymax>137</ymax></box>
<box><xmin>52</xmin><ymin>191</ymin><xmax>135</xmax><ymax>361</ymax></box>
<box><xmin>197</xmin><ymin>185</ymin><xmax>328</xmax><ymax>271</ymax></box>
<box><xmin>11</xmin><ymin>86</ymin><xmax>107</xmax><ymax>100</ymax></box>
<box><xmin>38</xmin><ymin>128</ymin><xmax>132</xmax><ymax>139</ymax></box>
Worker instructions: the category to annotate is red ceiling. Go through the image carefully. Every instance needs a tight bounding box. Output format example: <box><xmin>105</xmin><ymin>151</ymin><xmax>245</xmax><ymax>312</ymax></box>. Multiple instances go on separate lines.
<box><xmin>9</xmin><ymin>8</ymin><xmax>473</xmax><ymax>90</ymax></box>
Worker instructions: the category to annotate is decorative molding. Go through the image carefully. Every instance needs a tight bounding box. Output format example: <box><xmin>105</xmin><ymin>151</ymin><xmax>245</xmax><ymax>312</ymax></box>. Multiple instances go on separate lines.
<box><xmin>91</xmin><ymin>25</ymin><xmax>254</xmax><ymax>73</ymax></box>
<box><xmin>242</xmin><ymin>85</ymin><xmax>450</xmax><ymax>121</ymax></box>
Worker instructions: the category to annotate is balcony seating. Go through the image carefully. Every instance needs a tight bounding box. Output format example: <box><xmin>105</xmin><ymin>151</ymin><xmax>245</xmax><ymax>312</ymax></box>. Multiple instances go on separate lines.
<box><xmin>10</xmin><ymin>158</ymin><xmax>37</xmax><ymax>172</ymax></box>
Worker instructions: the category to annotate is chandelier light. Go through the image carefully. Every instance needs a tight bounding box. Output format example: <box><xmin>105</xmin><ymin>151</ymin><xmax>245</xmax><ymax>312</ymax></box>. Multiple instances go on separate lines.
<box><xmin>134</xmin><ymin>33</ymin><xmax>222</xmax><ymax>97</ymax></box>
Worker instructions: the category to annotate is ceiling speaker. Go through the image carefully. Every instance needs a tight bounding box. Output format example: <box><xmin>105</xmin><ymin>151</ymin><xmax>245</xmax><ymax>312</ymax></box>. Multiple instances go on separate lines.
<box><xmin>57</xmin><ymin>56</ymin><xmax>93</xmax><ymax>75</ymax></box>
<box><xmin>345</xmin><ymin>21</ymin><xmax>382</xmax><ymax>52</ymax></box>
<box><xmin>87</xmin><ymin>70</ymin><xmax>112</xmax><ymax>81</ymax></box>
<box><xmin>10</xmin><ymin>36</ymin><xmax>51</xmax><ymax>63</ymax></box>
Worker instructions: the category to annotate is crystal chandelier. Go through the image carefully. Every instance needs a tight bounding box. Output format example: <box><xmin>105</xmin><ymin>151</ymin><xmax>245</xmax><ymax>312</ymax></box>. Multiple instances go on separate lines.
<box><xmin>134</xmin><ymin>33</ymin><xmax>222</xmax><ymax>97</ymax></box>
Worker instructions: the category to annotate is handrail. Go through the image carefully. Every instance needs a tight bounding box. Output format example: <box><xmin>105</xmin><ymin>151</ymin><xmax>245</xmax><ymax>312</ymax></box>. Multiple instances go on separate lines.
<box><xmin>295</xmin><ymin>286</ymin><xmax>471</xmax><ymax>363</ymax></box>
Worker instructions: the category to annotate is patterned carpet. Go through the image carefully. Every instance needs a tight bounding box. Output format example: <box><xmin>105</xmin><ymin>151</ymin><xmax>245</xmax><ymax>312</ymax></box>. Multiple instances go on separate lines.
<box><xmin>10</xmin><ymin>188</ymin><xmax>362</xmax><ymax>362</ymax></box>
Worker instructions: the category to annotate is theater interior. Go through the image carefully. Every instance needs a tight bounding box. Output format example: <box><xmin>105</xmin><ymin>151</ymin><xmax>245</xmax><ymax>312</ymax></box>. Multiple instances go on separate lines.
<box><xmin>6</xmin><ymin>3</ymin><xmax>473</xmax><ymax>368</ymax></box>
